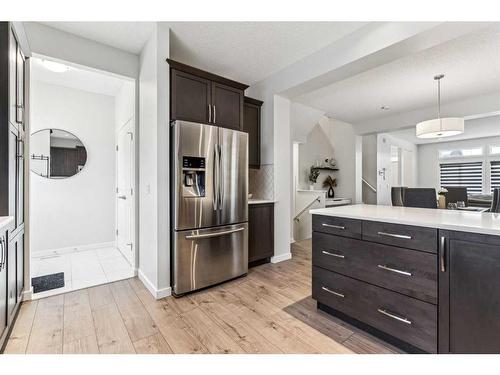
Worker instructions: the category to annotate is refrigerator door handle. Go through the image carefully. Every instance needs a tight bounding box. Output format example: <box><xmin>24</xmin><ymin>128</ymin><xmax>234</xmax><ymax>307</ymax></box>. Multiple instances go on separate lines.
<box><xmin>213</xmin><ymin>146</ymin><xmax>219</xmax><ymax>210</ymax></box>
<box><xmin>219</xmin><ymin>144</ymin><xmax>224</xmax><ymax>210</ymax></box>
<box><xmin>185</xmin><ymin>226</ymin><xmax>245</xmax><ymax>240</ymax></box>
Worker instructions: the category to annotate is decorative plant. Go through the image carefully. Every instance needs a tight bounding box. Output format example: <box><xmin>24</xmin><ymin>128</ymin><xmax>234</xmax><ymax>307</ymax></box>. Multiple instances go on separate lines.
<box><xmin>308</xmin><ymin>166</ymin><xmax>320</xmax><ymax>184</ymax></box>
<box><xmin>323</xmin><ymin>175</ymin><xmax>337</xmax><ymax>189</ymax></box>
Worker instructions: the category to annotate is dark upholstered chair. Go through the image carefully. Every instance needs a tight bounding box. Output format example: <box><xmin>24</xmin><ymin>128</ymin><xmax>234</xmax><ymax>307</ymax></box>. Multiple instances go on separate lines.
<box><xmin>490</xmin><ymin>188</ymin><xmax>500</xmax><ymax>213</ymax></box>
<box><xmin>403</xmin><ymin>188</ymin><xmax>437</xmax><ymax>209</ymax></box>
<box><xmin>443</xmin><ymin>187</ymin><xmax>468</xmax><ymax>206</ymax></box>
<box><xmin>391</xmin><ymin>187</ymin><xmax>406</xmax><ymax>206</ymax></box>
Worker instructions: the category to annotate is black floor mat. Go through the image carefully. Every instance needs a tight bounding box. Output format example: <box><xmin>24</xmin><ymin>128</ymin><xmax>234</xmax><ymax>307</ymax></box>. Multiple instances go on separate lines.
<box><xmin>32</xmin><ymin>272</ymin><xmax>65</xmax><ymax>293</ymax></box>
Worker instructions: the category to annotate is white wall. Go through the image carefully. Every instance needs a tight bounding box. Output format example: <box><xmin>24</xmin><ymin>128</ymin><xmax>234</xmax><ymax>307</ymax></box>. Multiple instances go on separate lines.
<box><xmin>115</xmin><ymin>81</ymin><xmax>135</xmax><ymax>130</ymax></box>
<box><xmin>24</xmin><ymin>22</ymin><xmax>139</xmax><ymax>79</ymax></box>
<box><xmin>138</xmin><ymin>24</ymin><xmax>170</xmax><ymax>298</ymax></box>
<box><xmin>30</xmin><ymin>81</ymin><xmax>116</xmax><ymax>254</ymax></box>
<box><xmin>291</xmin><ymin>102</ymin><xmax>325</xmax><ymax>143</ymax></box>
<box><xmin>418</xmin><ymin>135</ymin><xmax>500</xmax><ymax>192</ymax></box>
<box><xmin>297</xmin><ymin>124</ymin><xmax>334</xmax><ymax>190</ymax></box>
<box><xmin>362</xmin><ymin>134</ymin><xmax>377</xmax><ymax>204</ymax></box>
<box><xmin>377</xmin><ymin>133</ymin><xmax>418</xmax><ymax>205</ymax></box>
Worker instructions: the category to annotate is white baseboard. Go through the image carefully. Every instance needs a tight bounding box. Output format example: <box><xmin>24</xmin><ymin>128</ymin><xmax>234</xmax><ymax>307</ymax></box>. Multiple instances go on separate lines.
<box><xmin>271</xmin><ymin>252</ymin><xmax>292</xmax><ymax>263</ymax></box>
<box><xmin>22</xmin><ymin>287</ymin><xmax>33</xmax><ymax>301</ymax></box>
<box><xmin>138</xmin><ymin>269</ymin><xmax>172</xmax><ymax>299</ymax></box>
<box><xmin>32</xmin><ymin>241</ymin><xmax>116</xmax><ymax>259</ymax></box>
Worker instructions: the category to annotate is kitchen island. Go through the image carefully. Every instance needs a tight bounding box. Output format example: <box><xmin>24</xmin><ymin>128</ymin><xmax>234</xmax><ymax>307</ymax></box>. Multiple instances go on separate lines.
<box><xmin>309</xmin><ymin>204</ymin><xmax>500</xmax><ymax>354</ymax></box>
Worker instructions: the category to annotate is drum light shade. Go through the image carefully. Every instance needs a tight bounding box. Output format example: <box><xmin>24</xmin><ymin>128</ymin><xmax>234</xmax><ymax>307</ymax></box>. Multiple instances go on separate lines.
<box><xmin>416</xmin><ymin>117</ymin><xmax>464</xmax><ymax>139</ymax></box>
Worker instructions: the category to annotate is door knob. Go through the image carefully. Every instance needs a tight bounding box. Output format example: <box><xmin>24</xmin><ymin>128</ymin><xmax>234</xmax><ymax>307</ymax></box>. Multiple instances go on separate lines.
<box><xmin>117</xmin><ymin>195</ymin><xmax>127</xmax><ymax>200</ymax></box>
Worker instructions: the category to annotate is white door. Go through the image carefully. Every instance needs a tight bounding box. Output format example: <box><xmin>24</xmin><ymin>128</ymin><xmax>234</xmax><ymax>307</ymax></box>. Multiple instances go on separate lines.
<box><xmin>116</xmin><ymin>119</ymin><xmax>134</xmax><ymax>265</ymax></box>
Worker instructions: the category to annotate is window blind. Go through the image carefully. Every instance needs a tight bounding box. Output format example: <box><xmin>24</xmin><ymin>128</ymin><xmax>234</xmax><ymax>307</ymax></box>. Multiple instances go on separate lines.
<box><xmin>491</xmin><ymin>161</ymin><xmax>500</xmax><ymax>192</ymax></box>
<box><xmin>440</xmin><ymin>161</ymin><xmax>483</xmax><ymax>194</ymax></box>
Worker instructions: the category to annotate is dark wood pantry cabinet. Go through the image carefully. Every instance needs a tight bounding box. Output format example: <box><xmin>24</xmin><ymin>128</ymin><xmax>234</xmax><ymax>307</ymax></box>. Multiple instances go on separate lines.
<box><xmin>243</xmin><ymin>97</ymin><xmax>263</xmax><ymax>168</ymax></box>
<box><xmin>168</xmin><ymin>59</ymin><xmax>248</xmax><ymax>131</ymax></box>
<box><xmin>0</xmin><ymin>22</ymin><xmax>27</xmax><ymax>351</ymax></box>
<box><xmin>248</xmin><ymin>203</ymin><xmax>274</xmax><ymax>266</ymax></box>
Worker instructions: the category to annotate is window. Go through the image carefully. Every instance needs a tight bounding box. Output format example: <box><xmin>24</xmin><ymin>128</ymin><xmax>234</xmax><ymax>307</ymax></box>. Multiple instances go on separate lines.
<box><xmin>440</xmin><ymin>161</ymin><xmax>483</xmax><ymax>194</ymax></box>
<box><xmin>491</xmin><ymin>161</ymin><xmax>500</xmax><ymax>192</ymax></box>
<box><xmin>438</xmin><ymin>147</ymin><xmax>483</xmax><ymax>159</ymax></box>
<box><xmin>490</xmin><ymin>145</ymin><xmax>500</xmax><ymax>155</ymax></box>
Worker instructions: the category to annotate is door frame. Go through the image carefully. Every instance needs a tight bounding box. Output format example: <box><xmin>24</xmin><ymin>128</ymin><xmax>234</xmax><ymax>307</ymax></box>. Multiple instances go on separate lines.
<box><xmin>115</xmin><ymin>115</ymin><xmax>137</xmax><ymax>271</ymax></box>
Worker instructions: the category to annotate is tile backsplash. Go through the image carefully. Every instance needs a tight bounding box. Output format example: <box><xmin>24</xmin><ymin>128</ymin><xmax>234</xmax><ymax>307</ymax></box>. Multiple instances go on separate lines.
<box><xmin>249</xmin><ymin>164</ymin><xmax>274</xmax><ymax>200</ymax></box>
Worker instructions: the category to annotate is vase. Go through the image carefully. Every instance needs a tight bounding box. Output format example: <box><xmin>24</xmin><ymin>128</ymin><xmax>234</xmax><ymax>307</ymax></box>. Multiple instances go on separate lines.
<box><xmin>309</xmin><ymin>184</ymin><xmax>315</xmax><ymax>190</ymax></box>
<box><xmin>327</xmin><ymin>187</ymin><xmax>335</xmax><ymax>198</ymax></box>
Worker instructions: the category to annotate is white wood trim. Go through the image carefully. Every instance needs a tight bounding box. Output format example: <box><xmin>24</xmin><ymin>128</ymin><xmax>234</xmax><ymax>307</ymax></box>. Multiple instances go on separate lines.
<box><xmin>22</xmin><ymin>287</ymin><xmax>33</xmax><ymax>301</ymax></box>
<box><xmin>271</xmin><ymin>252</ymin><xmax>292</xmax><ymax>263</ymax></box>
<box><xmin>138</xmin><ymin>269</ymin><xmax>171</xmax><ymax>300</ymax></box>
<box><xmin>31</xmin><ymin>241</ymin><xmax>115</xmax><ymax>259</ymax></box>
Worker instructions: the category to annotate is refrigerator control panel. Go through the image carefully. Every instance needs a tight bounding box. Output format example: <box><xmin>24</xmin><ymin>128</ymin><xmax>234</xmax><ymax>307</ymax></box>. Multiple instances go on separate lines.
<box><xmin>182</xmin><ymin>156</ymin><xmax>206</xmax><ymax>197</ymax></box>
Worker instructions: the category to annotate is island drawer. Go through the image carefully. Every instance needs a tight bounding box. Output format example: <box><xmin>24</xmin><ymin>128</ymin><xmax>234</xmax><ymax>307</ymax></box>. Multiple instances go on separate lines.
<box><xmin>362</xmin><ymin>221</ymin><xmax>437</xmax><ymax>253</ymax></box>
<box><xmin>312</xmin><ymin>215</ymin><xmax>361</xmax><ymax>239</ymax></box>
<box><xmin>312</xmin><ymin>266</ymin><xmax>437</xmax><ymax>353</ymax></box>
<box><xmin>312</xmin><ymin>232</ymin><xmax>437</xmax><ymax>304</ymax></box>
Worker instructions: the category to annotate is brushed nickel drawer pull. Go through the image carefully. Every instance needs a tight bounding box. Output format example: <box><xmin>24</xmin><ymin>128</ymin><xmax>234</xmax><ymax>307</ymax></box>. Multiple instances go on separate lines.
<box><xmin>322</xmin><ymin>250</ymin><xmax>345</xmax><ymax>259</ymax></box>
<box><xmin>377</xmin><ymin>308</ymin><xmax>412</xmax><ymax>325</ymax></box>
<box><xmin>321</xmin><ymin>286</ymin><xmax>345</xmax><ymax>298</ymax></box>
<box><xmin>377</xmin><ymin>264</ymin><xmax>412</xmax><ymax>276</ymax></box>
<box><xmin>322</xmin><ymin>223</ymin><xmax>346</xmax><ymax>230</ymax></box>
<box><xmin>377</xmin><ymin>231</ymin><xmax>412</xmax><ymax>240</ymax></box>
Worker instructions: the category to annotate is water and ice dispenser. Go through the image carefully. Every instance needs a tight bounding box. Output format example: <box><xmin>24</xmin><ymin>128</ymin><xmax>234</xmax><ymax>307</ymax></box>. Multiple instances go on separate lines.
<box><xmin>182</xmin><ymin>156</ymin><xmax>206</xmax><ymax>197</ymax></box>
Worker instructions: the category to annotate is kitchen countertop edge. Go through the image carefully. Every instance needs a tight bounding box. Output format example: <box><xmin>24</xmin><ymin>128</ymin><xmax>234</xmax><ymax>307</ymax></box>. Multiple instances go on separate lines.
<box><xmin>310</xmin><ymin>204</ymin><xmax>500</xmax><ymax>237</ymax></box>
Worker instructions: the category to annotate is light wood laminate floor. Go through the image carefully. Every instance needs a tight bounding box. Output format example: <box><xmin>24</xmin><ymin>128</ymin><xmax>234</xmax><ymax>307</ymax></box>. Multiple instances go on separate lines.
<box><xmin>4</xmin><ymin>240</ymin><xmax>401</xmax><ymax>354</ymax></box>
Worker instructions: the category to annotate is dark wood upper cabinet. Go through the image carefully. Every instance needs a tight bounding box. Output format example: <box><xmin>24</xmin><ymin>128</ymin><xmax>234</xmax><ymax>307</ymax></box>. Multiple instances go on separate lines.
<box><xmin>212</xmin><ymin>82</ymin><xmax>243</xmax><ymax>130</ymax></box>
<box><xmin>168</xmin><ymin>59</ymin><xmax>247</xmax><ymax>131</ymax></box>
<box><xmin>243</xmin><ymin>97</ymin><xmax>263</xmax><ymax>168</ymax></box>
<box><xmin>171</xmin><ymin>69</ymin><xmax>211</xmax><ymax>124</ymax></box>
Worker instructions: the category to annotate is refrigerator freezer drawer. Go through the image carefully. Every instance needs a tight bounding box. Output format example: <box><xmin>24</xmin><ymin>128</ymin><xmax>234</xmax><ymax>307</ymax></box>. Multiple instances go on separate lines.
<box><xmin>172</xmin><ymin>223</ymin><xmax>248</xmax><ymax>295</ymax></box>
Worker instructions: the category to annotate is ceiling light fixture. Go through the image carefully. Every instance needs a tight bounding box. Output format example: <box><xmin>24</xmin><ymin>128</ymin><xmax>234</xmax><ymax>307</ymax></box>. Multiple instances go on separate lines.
<box><xmin>41</xmin><ymin>59</ymin><xmax>71</xmax><ymax>73</ymax></box>
<box><xmin>416</xmin><ymin>74</ymin><xmax>464</xmax><ymax>139</ymax></box>
<box><xmin>380</xmin><ymin>105</ymin><xmax>390</xmax><ymax>111</ymax></box>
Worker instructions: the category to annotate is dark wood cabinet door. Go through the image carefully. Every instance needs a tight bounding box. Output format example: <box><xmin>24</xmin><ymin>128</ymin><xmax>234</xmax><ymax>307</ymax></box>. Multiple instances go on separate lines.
<box><xmin>16</xmin><ymin>231</ymin><xmax>24</xmax><ymax>301</ymax></box>
<box><xmin>243</xmin><ymin>99</ymin><xmax>261</xmax><ymax>168</ymax></box>
<box><xmin>0</xmin><ymin>233</ymin><xmax>7</xmax><ymax>339</ymax></box>
<box><xmin>8</xmin><ymin>128</ymin><xmax>17</xmax><ymax>223</ymax></box>
<box><xmin>212</xmin><ymin>82</ymin><xmax>243</xmax><ymax>130</ymax></box>
<box><xmin>15</xmin><ymin>43</ymin><xmax>24</xmax><ymax>126</ymax></box>
<box><xmin>248</xmin><ymin>203</ymin><xmax>274</xmax><ymax>263</ymax></box>
<box><xmin>50</xmin><ymin>147</ymin><xmax>78</xmax><ymax>177</ymax></box>
<box><xmin>446</xmin><ymin>237</ymin><xmax>500</xmax><ymax>353</ymax></box>
<box><xmin>171</xmin><ymin>69</ymin><xmax>211</xmax><ymax>124</ymax></box>
<box><xmin>7</xmin><ymin>234</ymin><xmax>16</xmax><ymax>321</ymax></box>
<box><xmin>8</xmin><ymin>27</ymin><xmax>16</xmax><ymax>127</ymax></box>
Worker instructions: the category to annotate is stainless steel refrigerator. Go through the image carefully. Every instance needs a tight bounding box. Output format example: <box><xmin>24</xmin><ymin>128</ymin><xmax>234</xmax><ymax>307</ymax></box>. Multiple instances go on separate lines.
<box><xmin>171</xmin><ymin>120</ymin><xmax>248</xmax><ymax>296</ymax></box>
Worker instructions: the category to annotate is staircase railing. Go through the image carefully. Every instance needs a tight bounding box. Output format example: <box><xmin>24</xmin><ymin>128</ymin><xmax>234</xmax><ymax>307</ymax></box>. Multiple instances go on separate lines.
<box><xmin>293</xmin><ymin>197</ymin><xmax>321</xmax><ymax>222</ymax></box>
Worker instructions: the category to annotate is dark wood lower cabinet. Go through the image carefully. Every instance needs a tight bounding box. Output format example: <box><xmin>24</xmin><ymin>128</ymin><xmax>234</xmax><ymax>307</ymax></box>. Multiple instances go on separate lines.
<box><xmin>313</xmin><ymin>214</ymin><xmax>500</xmax><ymax>353</ymax></box>
<box><xmin>439</xmin><ymin>230</ymin><xmax>500</xmax><ymax>353</ymax></box>
<box><xmin>248</xmin><ymin>203</ymin><xmax>274</xmax><ymax>266</ymax></box>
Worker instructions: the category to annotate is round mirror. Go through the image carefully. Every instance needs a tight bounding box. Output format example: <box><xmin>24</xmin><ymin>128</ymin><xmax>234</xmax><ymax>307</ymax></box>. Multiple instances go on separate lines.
<box><xmin>30</xmin><ymin>129</ymin><xmax>87</xmax><ymax>179</ymax></box>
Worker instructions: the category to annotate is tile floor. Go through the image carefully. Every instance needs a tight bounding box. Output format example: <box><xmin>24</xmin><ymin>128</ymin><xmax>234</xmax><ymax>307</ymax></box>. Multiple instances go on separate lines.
<box><xmin>30</xmin><ymin>246</ymin><xmax>135</xmax><ymax>299</ymax></box>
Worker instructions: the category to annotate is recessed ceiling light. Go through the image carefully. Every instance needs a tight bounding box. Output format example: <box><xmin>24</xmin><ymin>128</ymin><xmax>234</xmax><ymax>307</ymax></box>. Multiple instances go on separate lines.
<box><xmin>41</xmin><ymin>59</ymin><xmax>71</xmax><ymax>73</ymax></box>
<box><xmin>380</xmin><ymin>106</ymin><xmax>390</xmax><ymax>111</ymax></box>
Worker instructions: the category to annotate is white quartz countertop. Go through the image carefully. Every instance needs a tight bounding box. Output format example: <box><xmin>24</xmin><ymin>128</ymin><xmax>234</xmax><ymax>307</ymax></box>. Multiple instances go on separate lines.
<box><xmin>310</xmin><ymin>204</ymin><xmax>500</xmax><ymax>236</ymax></box>
<box><xmin>249</xmin><ymin>199</ymin><xmax>275</xmax><ymax>205</ymax></box>
<box><xmin>0</xmin><ymin>216</ymin><xmax>14</xmax><ymax>230</ymax></box>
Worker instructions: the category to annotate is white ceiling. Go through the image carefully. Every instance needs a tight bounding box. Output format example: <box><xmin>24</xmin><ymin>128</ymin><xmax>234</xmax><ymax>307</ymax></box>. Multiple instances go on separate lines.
<box><xmin>295</xmin><ymin>23</ymin><xmax>500</xmax><ymax>124</ymax></box>
<box><xmin>40</xmin><ymin>22</ymin><xmax>155</xmax><ymax>54</ymax></box>
<box><xmin>388</xmin><ymin>114</ymin><xmax>500</xmax><ymax>145</ymax></box>
<box><xmin>32</xmin><ymin>56</ymin><xmax>129</xmax><ymax>97</ymax></box>
<box><xmin>39</xmin><ymin>21</ymin><xmax>367</xmax><ymax>85</ymax></box>
<box><xmin>167</xmin><ymin>22</ymin><xmax>366</xmax><ymax>85</ymax></box>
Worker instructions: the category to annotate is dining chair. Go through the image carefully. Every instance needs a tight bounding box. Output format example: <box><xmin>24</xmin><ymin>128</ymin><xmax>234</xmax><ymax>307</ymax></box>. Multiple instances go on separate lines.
<box><xmin>490</xmin><ymin>188</ymin><xmax>500</xmax><ymax>213</ymax></box>
<box><xmin>391</xmin><ymin>187</ymin><xmax>406</xmax><ymax>206</ymax></box>
<box><xmin>443</xmin><ymin>186</ymin><xmax>468</xmax><ymax>206</ymax></box>
<box><xmin>403</xmin><ymin>188</ymin><xmax>437</xmax><ymax>209</ymax></box>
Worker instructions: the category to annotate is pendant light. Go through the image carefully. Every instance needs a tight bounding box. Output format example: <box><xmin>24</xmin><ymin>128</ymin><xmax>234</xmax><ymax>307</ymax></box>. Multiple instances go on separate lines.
<box><xmin>416</xmin><ymin>74</ymin><xmax>464</xmax><ymax>139</ymax></box>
